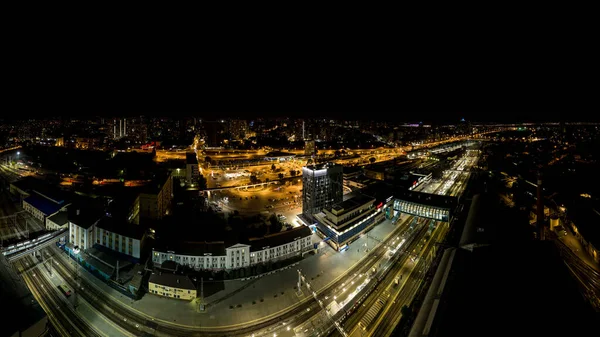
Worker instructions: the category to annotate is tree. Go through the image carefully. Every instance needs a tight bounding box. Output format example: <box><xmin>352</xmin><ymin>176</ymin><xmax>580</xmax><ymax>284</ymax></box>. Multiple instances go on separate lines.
<box><xmin>268</xmin><ymin>214</ymin><xmax>283</xmax><ymax>233</ymax></box>
<box><xmin>196</xmin><ymin>174</ymin><xmax>208</xmax><ymax>190</ymax></box>
<box><xmin>334</xmin><ymin>150</ymin><xmax>341</xmax><ymax>157</ymax></box>
<box><xmin>307</xmin><ymin>158</ymin><xmax>313</xmax><ymax>165</ymax></box>
<box><xmin>290</xmin><ymin>170</ymin><xmax>297</xmax><ymax>177</ymax></box>
<box><xmin>271</xmin><ymin>163</ymin><xmax>276</xmax><ymax>171</ymax></box>
<box><xmin>369</xmin><ymin>157</ymin><xmax>376</xmax><ymax>164</ymax></box>
<box><xmin>278</xmin><ymin>173</ymin><xmax>284</xmax><ymax>180</ymax></box>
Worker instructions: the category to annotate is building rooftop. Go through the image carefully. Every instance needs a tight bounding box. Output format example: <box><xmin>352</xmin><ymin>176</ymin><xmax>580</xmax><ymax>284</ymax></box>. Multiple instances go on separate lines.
<box><xmin>96</xmin><ymin>216</ymin><xmax>146</xmax><ymax>240</ymax></box>
<box><xmin>264</xmin><ymin>151</ymin><xmax>296</xmax><ymax>158</ymax></box>
<box><xmin>248</xmin><ymin>226</ymin><xmax>312</xmax><ymax>252</ymax></box>
<box><xmin>154</xmin><ymin>240</ymin><xmax>226</xmax><ymax>256</ymax></box>
<box><xmin>47</xmin><ymin>208</ymin><xmax>69</xmax><ymax>226</ymax></box>
<box><xmin>304</xmin><ymin>162</ymin><xmax>343</xmax><ymax>172</ymax></box>
<box><xmin>139</xmin><ymin>170</ymin><xmax>171</xmax><ymax>195</ymax></box>
<box><xmin>186</xmin><ymin>152</ymin><xmax>198</xmax><ymax>164</ymax></box>
<box><xmin>568</xmin><ymin>201</ymin><xmax>600</xmax><ymax>249</ymax></box>
<box><xmin>68</xmin><ymin>205</ymin><xmax>104</xmax><ymax>229</ymax></box>
<box><xmin>23</xmin><ymin>194</ymin><xmax>64</xmax><ymax>216</ymax></box>
<box><xmin>149</xmin><ymin>272</ymin><xmax>196</xmax><ymax>290</ymax></box>
<box><xmin>10</xmin><ymin>176</ymin><xmax>47</xmax><ymax>192</ymax></box>
<box><xmin>430</xmin><ymin>243</ymin><xmax>597</xmax><ymax>337</ymax></box>
<box><xmin>394</xmin><ymin>189</ymin><xmax>458</xmax><ymax>210</ymax></box>
<box><xmin>330</xmin><ymin>194</ymin><xmax>374</xmax><ymax>215</ymax></box>
<box><xmin>11</xmin><ymin>176</ymin><xmax>70</xmax><ymax>203</ymax></box>
<box><xmin>342</xmin><ymin>166</ymin><xmax>363</xmax><ymax>174</ymax></box>
<box><xmin>460</xmin><ymin>194</ymin><xmax>496</xmax><ymax>250</ymax></box>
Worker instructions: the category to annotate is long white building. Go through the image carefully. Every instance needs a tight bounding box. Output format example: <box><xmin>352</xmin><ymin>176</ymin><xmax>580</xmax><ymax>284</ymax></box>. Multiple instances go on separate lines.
<box><xmin>152</xmin><ymin>226</ymin><xmax>313</xmax><ymax>271</ymax></box>
<box><xmin>95</xmin><ymin>216</ymin><xmax>146</xmax><ymax>260</ymax></box>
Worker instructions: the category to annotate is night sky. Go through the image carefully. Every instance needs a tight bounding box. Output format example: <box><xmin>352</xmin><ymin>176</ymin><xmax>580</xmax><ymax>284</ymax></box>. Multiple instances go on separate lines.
<box><xmin>5</xmin><ymin>36</ymin><xmax>595</xmax><ymax>124</ymax></box>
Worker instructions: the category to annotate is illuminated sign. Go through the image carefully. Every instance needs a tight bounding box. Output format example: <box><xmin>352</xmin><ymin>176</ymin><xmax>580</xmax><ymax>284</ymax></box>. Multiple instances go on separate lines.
<box><xmin>377</xmin><ymin>202</ymin><xmax>383</xmax><ymax>209</ymax></box>
<box><xmin>203</xmin><ymin>253</ymin><xmax>212</xmax><ymax>256</ymax></box>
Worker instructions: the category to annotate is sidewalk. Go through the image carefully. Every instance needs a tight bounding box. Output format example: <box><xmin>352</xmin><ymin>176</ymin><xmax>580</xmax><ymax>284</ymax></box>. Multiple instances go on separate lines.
<box><xmin>52</xmin><ymin>217</ymin><xmax>403</xmax><ymax>328</ymax></box>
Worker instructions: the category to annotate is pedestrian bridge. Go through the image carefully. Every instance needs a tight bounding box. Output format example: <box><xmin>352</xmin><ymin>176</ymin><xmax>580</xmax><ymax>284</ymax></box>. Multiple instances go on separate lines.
<box><xmin>386</xmin><ymin>189</ymin><xmax>458</xmax><ymax>222</ymax></box>
<box><xmin>1</xmin><ymin>228</ymin><xmax>66</xmax><ymax>262</ymax></box>
<box><xmin>203</xmin><ymin>181</ymin><xmax>280</xmax><ymax>192</ymax></box>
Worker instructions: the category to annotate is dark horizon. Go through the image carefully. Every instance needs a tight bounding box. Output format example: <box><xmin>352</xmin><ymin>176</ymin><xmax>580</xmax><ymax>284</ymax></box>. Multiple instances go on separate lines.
<box><xmin>2</xmin><ymin>111</ymin><xmax>597</xmax><ymax>124</ymax></box>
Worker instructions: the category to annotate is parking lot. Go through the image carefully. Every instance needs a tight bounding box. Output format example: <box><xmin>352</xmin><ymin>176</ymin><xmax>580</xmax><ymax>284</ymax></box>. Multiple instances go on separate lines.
<box><xmin>207</xmin><ymin>180</ymin><xmax>304</xmax><ymax>227</ymax></box>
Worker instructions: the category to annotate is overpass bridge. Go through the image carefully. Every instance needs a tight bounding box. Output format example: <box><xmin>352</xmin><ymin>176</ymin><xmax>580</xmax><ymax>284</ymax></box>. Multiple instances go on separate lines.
<box><xmin>1</xmin><ymin>228</ymin><xmax>66</xmax><ymax>263</ymax></box>
<box><xmin>363</xmin><ymin>183</ymin><xmax>459</xmax><ymax>223</ymax></box>
<box><xmin>203</xmin><ymin>180</ymin><xmax>280</xmax><ymax>192</ymax></box>
<box><xmin>391</xmin><ymin>190</ymin><xmax>458</xmax><ymax>222</ymax></box>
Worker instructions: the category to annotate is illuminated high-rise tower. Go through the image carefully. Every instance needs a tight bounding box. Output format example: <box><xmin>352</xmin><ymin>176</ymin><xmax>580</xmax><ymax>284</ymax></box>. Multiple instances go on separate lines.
<box><xmin>302</xmin><ymin>163</ymin><xmax>343</xmax><ymax>222</ymax></box>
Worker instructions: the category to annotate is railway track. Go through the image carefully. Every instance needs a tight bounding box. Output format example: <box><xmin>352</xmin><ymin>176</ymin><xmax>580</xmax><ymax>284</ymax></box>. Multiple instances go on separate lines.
<box><xmin>42</xmin><ymin>216</ymin><xmax>413</xmax><ymax>336</ymax></box>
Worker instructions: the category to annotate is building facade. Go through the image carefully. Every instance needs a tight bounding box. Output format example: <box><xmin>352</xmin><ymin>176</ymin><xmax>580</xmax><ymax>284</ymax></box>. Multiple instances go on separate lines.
<box><xmin>95</xmin><ymin>217</ymin><xmax>145</xmax><ymax>260</ymax></box>
<box><xmin>148</xmin><ymin>272</ymin><xmax>197</xmax><ymax>300</ymax></box>
<box><xmin>130</xmin><ymin>174</ymin><xmax>173</xmax><ymax>224</ymax></box>
<box><xmin>314</xmin><ymin>194</ymin><xmax>384</xmax><ymax>250</ymax></box>
<box><xmin>302</xmin><ymin>163</ymin><xmax>344</xmax><ymax>222</ymax></box>
<box><xmin>46</xmin><ymin>208</ymin><xmax>69</xmax><ymax>230</ymax></box>
<box><xmin>152</xmin><ymin>226</ymin><xmax>313</xmax><ymax>271</ymax></box>
<box><xmin>186</xmin><ymin>152</ymin><xmax>199</xmax><ymax>184</ymax></box>
<box><xmin>69</xmin><ymin>209</ymin><xmax>99</xmax><ymax>251</ymax></box>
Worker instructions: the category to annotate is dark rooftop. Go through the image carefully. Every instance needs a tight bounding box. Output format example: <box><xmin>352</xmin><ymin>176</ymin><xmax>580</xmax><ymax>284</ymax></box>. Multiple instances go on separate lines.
<box><xmin>360</xmin><ymin>181</ymin><xmax>458</xmax><ymax>210</ymax></box>
<box><xmin>304</xmin><ymin>162</ymin><xmax>343</xmax><ymax>172</ymax></box>
<box><xmin>9</xmin><ymin>175</ymin><xmax>47</xmax><ymax>192</ymax></box>
<box><xmin>154</xmin><ymin>240</ymin><xmax>226</xmax><ymax>256</ymax></box>
<box><xmin>68</xmin><ymin>204</ymin><xmax>104</xmax><ymax>229</ymax></box>
<box><xmin>47</xmin><ymin>208</ymin><xmax>69</xmax><ymax>226</ymax></box>
<box><xmin>330</xmin><ymin>194</ymin><xmax>374</xmax><ymax>214</ymax></box>
<box><xmin>140</xmin><ymin>170</ymin><xmax>172</xmax><ymax>194</ymax></box>
<box><xmin>568</xmin><ymin>198</ymin><xmax>600</xmax><ymax>249</ymax></box>
<box><xmin>430</xmin><ymin>242</ymin><xmax>597</xmax><ymax>337</ymax></box>
<box><xmin>264</xmin><ymin>151</ymin><xmax>296</xmax><ymax>158</ymax></box>
<box><xmin>186</xmin><ymin>152</ymin><xmax>198</xmax><ymax>164</ymax></box>
<box><xmin>11</xmin><ymin>176</ymin><xmax>70</xmax><ymax>203</ymax></box>
<box><xmin>460</xmin><ymin>194</ymin><xmax>497</xmax><ymax>249</ymax></box>
<box><xmin>23</xmin><ymin>194</ymin><xmax>64</xmax><ymax>216</ymax></box>
<box><xmin>249</xmin><ymin>226</ymin><xmax>312</xmax><ymax>252</ymax></box>
<box><xmin>149</xmin><ymin>272</ymin><xmax>196</xmax><ymax>290</ymax></box>
<box><xmin>96</xmin><ymin>216</ymin><xmax>146</xmax><ymax>239</ymax></box>
<box><xmin>342</xmin><ymin>166</ymin><xmax>363</xmax><ymax>174</ymax></box>
<box><xmin>394</xmin><ymin>189</ymin><xmax>458</xmax><ymax>209</ymax></box>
